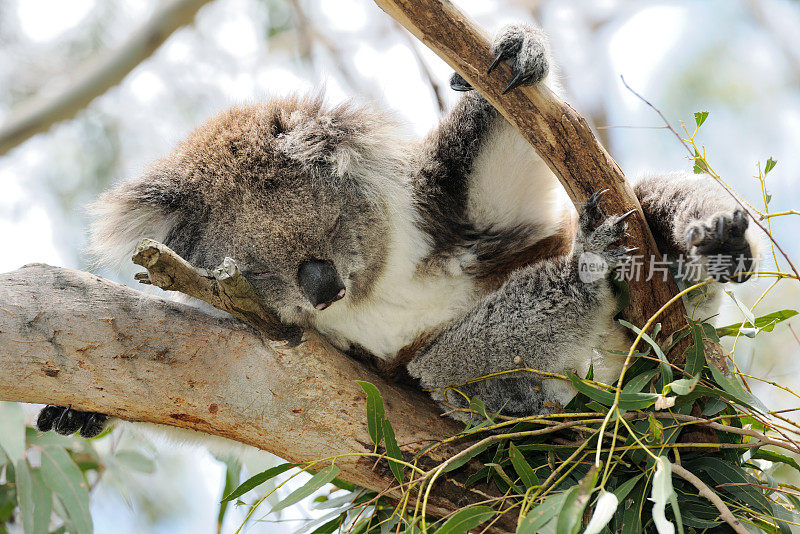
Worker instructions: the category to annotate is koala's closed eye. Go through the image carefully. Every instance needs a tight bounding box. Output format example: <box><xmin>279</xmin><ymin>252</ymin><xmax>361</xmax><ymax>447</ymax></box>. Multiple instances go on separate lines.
<box><xmin>247</xmin><ymin>271</ymin><xmax>284</xmax><ymax>282</ymax></box>
<box><xmin>328</xmin><ymin>214</ymin><xmax>343</xmax><ymax>242</ymax></box>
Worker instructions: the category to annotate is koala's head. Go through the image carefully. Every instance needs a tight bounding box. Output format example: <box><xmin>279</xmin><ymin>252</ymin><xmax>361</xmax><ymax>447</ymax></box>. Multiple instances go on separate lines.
<box><xmin>90</xmin><ymin>95</ymin><xmax>411</xmax><ymax>325</ymax></box>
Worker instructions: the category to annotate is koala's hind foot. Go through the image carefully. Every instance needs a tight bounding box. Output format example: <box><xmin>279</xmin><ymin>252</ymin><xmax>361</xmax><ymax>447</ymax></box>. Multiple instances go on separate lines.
<box><xmin>576</xmin><ymin>189</ymin><xmax>637</xmax><ymax>271</ymax></box>
<box><xmin>686</xmin><ymin>208</ymin><xmax>754</xmax><ymax>282</ymax></box>
<box><xmin>37</xmin><ymin>405</ymin><xmax>109</xmax><ymax>438</ymax></box>
<box><xmin>450</xmin><ymin>24</ymin><xmax>550</xmax><ymax>93</ymax></box>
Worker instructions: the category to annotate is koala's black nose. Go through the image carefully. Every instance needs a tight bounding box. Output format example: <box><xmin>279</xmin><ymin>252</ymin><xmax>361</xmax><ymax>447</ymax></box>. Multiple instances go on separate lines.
<box><xmin>298</xmin><ymin>260</ymin><xmax>346</xmax><ymax>310</ymax></box>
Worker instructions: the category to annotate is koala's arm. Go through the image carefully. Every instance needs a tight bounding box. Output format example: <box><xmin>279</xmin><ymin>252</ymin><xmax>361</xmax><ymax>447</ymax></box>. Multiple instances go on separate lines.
<box><xmin>633</xmin><ymin>172</ymin><xmax>760</xmax><ymax>283</ymax></box>
<box><xmin>413</xmin><ymin>25</ymin><xmax>566</xmax><ymax>258</ymax></box>
<box><xmin>407</xmin><ymin>194</ymin><xmax>632</xmax><ymax>418</ymax></box>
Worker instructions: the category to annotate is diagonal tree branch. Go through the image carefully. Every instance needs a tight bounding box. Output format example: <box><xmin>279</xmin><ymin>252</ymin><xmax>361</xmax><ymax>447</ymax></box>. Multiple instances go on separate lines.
<box><xmin>0</xmin><ymin>262</ymin><xmax>513</xmax><ymax>532</ymax></box>
<box><xmin>0</xmin><ymin>0</ymin><xmax>214</xmax><ymax>157</ymax></box>
<box><xmin>372</xmin><ymin>0</ymin><xmax>686</xmax><ymax>354</ymax></box>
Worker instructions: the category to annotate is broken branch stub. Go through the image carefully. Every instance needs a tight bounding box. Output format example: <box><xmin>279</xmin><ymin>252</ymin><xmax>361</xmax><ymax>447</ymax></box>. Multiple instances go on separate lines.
<box><xmin>132</xmin><ymin>239</ymin><xmax>302</xmax><ymax>345</ymax></box>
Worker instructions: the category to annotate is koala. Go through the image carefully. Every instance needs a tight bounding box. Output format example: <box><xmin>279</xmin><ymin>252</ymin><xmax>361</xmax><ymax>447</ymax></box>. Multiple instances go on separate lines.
<box><xmin>37</xmin><ymin>24</ymin><xmax>758</xmax><ymax>437</ymax></box>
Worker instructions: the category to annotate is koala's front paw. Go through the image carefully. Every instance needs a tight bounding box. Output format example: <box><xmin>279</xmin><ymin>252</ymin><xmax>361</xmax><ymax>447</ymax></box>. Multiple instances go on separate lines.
<box><xmin>37</xmin><ymin>405</ymin><xmax>109</xmax><ymax>438</ymax></box>
<box><xmin>686</xmin><ymin>208</ymin><xmax>754</xmax><ymax>282</ymax></box>
<box><xmin>577</xmin><ymin>189</ymin><xmax>637</xmax><ymax>270</ymax></box>
<box><xmin>449</xmin><ymin>25</ymin><xmax>550</xmax><ymax>93</ymax></box>
<box><xmin>489</xmin><ymin>25</ymin><xmax>550</xmax><ymax>93</ymax></box>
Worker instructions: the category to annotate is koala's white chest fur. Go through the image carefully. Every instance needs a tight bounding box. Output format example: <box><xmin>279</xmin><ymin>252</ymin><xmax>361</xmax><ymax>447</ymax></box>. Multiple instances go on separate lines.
<box><xmin>310</xmin><ymin>205</ymin><xmax>479</xmax><ymax>359</ymax></box>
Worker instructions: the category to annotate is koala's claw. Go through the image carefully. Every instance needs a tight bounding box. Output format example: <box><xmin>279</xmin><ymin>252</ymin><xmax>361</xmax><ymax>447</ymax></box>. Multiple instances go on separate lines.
<box><xmin>37</xmin><ymin>405</ymin><xmax>108</xmax><ymax>438</ymax></box>
<box><xmin>619</xmin><ymin>208</ymin><xmax>638</xmax><ymax>222</ymax></box>
<box><xmin>501</xmin><ymin>71</ymin><xmax>532</xmax><ymax>95</ymax></box>
<box><xmin>487</xmin><ymin>50</ymin><xmax>508</xmax><ymax>75</ymax></box>
<box><xmin>685</xmin><ymin>208</ymin><xmax>754</xmax><ymax>283</ymax></box>
<box><xmin>579</xmin><ymin>189</ymin><xmax>611</xmax><ymax>234</ymax></box>
<box><xmin>449</xmin><ymin>72</ymin><xmax>473</xmax><ymax>92</ymax></box>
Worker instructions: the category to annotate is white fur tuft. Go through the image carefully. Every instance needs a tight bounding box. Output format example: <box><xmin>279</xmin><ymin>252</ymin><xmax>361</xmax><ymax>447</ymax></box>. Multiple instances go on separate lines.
<box><xmin>87</xmin><ymin>187</ymin><xmax>176</xmax><ymax>271</ymax></box>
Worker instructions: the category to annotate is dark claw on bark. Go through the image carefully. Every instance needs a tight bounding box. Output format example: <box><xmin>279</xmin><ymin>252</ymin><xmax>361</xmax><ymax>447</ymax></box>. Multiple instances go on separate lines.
<box><xmin>487</xmin><ymin>50</ymin><xmax>508</xmax><ymax>74</ymax></box>
<box><xmin>449</xmin><ymin>72</ymin><xmax>473</xmax><ymax>92</ymax></box>
<box><xmin>619</xmin><ymin>208</ymin><xmax>638</xmax><ymax>221</ymax></box>
<box><xmin>587</xmin><ymin>189</ymin><xmax>610</xmax><ymax>207</ymax></box>
<box><xmin>501</xmin><ymin>70</ymin><xmax>532</xmax><ymax>95</ymax></box>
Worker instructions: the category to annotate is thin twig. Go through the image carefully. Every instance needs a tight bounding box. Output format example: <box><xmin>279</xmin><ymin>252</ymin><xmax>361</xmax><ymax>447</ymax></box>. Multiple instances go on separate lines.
<box><xmin>395</xmin><ymin>23</ymin><xmax>447</xmax><ymax>114</ymax></box>
<box><xmin>671</xmin><ymin>463</ymin><xmax>749</xmax><ymax>534</ymax></box>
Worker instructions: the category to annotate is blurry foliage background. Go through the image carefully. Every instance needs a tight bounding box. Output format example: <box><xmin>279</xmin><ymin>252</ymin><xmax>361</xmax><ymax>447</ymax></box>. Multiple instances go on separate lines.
<box><xmin>1</xmin><ymin>0</ymin><xmax>800</xmax><ymax>532</ymax></box>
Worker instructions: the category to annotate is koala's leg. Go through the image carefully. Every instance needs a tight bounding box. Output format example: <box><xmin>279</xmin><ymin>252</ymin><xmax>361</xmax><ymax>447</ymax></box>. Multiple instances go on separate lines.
<box><xmin>36</xmin><ymin>405</ymin><xmax>110</xmax><ymax>438</ymax></box>
<box><xmin>633</xmin><ymin>171</ymin><xmax>761</xmax><ymax>318</ymax></box>
<box><xmin>634</xmin><ymin>172</ymin><xmax>759</xmax><ymax>282</ymax></box>
<box><xmin>407</xmin><ymin>192</ymin><xmax>633</xmax><ymax>419</ymax></box>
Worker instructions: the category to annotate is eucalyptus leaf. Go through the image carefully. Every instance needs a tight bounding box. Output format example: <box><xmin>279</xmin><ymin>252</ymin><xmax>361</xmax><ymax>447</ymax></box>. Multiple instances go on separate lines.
<box><xmin>568</xmin><ymin>374</ymin><xmax>658</xmax><ymax>410</ymax></box>
<box><xmin>356</xmin><ymin>381</ymin><xmax>386</xmax><ymax>447</ymax></box>
<box><xmin>618</xmin><ymin>319</ymin><xmax>672</xmax><ymax>386</ymax></box>
<box><xmin>684</xmin><ymin>322</ymin><xmax>706</xmax><ymax>378</ymax></box>
<box><xmin>222</xmin><ymin>462</ymin><xmax>298</xmax><ymax>502</ymax></box>
<box><xmin>442</xmin><ymin>441</ymin><xmax>493</xmax><ymax>473</ymax></box>
<box><xmin>309</xmin><ymin>517</ymin><xmax>343</xmax><ymax>534</ymax></box>
<box><xmin>468</xmin><ymin>397</ymin><xmax>495</xmax><ymax>424</ymax></box>
<box><xmin>517</xmin><ymin>491</ymin><xmax>569</xmax><ymax>534</ymax></box>
<box><xmin>624</xmin><ymin>370</ymin><xmax>659</xmax><ymax>394</ymax></box>
<box><xmin>555</xmin><ymin>486</ymin><xmax>583</xmax><ymax>534</ymax></box>
<box><xmin>39</xmin><ymin>445</ymin><xmax>92</xmax><ymax>534</ymax></box>
<box><xmin>0</xmin><ymin>402</ymin><xmax>25</xmax><ymax>464</ymax></box>
<box><xmin>694</xmin><ymin>111</ymin><xmax>709</xmax><ymax>128</ymax></box>
<box><xmin>612</xmin><ymin>473</ymin><xmax>645</xmax><ymax>502</ymax></box>
<box><xmin>689</xmin><ymin>457</ymin><xmax>771</xmax><ymax>514</ymax></box>
<box><xmin>509</xmin><ymin>443</ymin><xmax>538</xmax><ymax>489</ymax></box>
<box><xmin>434</xmin><ymin>505</ymin><xmax>495</xmax><ymax>534</ymax></box>
<box><xmin>16</xmin><ymin>460</ymin><xmax>36</xmax><ymax>534</ymax></box>
<box><xmin>716</xmin><ymin>310</ymin><xmax>797</xmax><ymax>338</ymax></box>
<box><xmin>752</xmin><ymin>450</ymin><xmax>800</xmax><ymax>475</ymax></box>
<box><xmin>269</xmin><ymin>465</ymin><xmax>340</xmax><ymax>514</ymax></box>
<box><xmin>664</xmin><ymin>374</ymin><xmax>700</xmax><ymax>396</ymax></box>
<box><xmin>764</xmin><ymin>157</ymin><xmax>777</xmax><ymax>175</ymax></box>
<box><xmin>382</xmin><ymin>419</ymin><xmax>404</xmax><ymax>484</ymax></box>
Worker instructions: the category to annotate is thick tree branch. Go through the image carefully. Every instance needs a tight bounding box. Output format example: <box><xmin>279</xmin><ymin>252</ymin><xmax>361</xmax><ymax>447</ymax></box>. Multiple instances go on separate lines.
<box><xmin>0</xmin><ymin>263</ymin><xmax>513</xmax><ymax>532</ymax></box>
<box><xmin>373</xmin><ymin>0</ymin><xmax>686</xmax><ymax>351</ymax></box>
<box><xmin>0</xmin><ymin>0</ymin><xmax>213</xmax><ymax>156</ymax></box>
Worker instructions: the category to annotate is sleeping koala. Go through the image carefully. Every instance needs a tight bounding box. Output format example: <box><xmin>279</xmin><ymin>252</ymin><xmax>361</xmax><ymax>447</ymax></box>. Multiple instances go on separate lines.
<box><xmin>37</xmin><ymin>24</ymin><xmax>757</xmax><ymax>436</ymax></box>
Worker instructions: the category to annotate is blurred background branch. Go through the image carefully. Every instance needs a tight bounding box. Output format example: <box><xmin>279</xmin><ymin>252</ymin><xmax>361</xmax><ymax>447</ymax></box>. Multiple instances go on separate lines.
<box><xmin>0</xmin><ymin>0</ymin><xmax>212</xmax><ymax>156</ymax></box>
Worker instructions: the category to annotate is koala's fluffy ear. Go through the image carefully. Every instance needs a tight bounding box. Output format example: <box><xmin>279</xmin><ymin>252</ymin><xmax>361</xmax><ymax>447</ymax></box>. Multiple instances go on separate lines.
<box><xmin>276</xmin><ymin>97</ymin><xmax>409</xmax><ymax>183</ymax></box>
<box><xmin>88</xmin><ymin>167</ymin><xmax>186</xmax><ymax>270</ymax></box>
